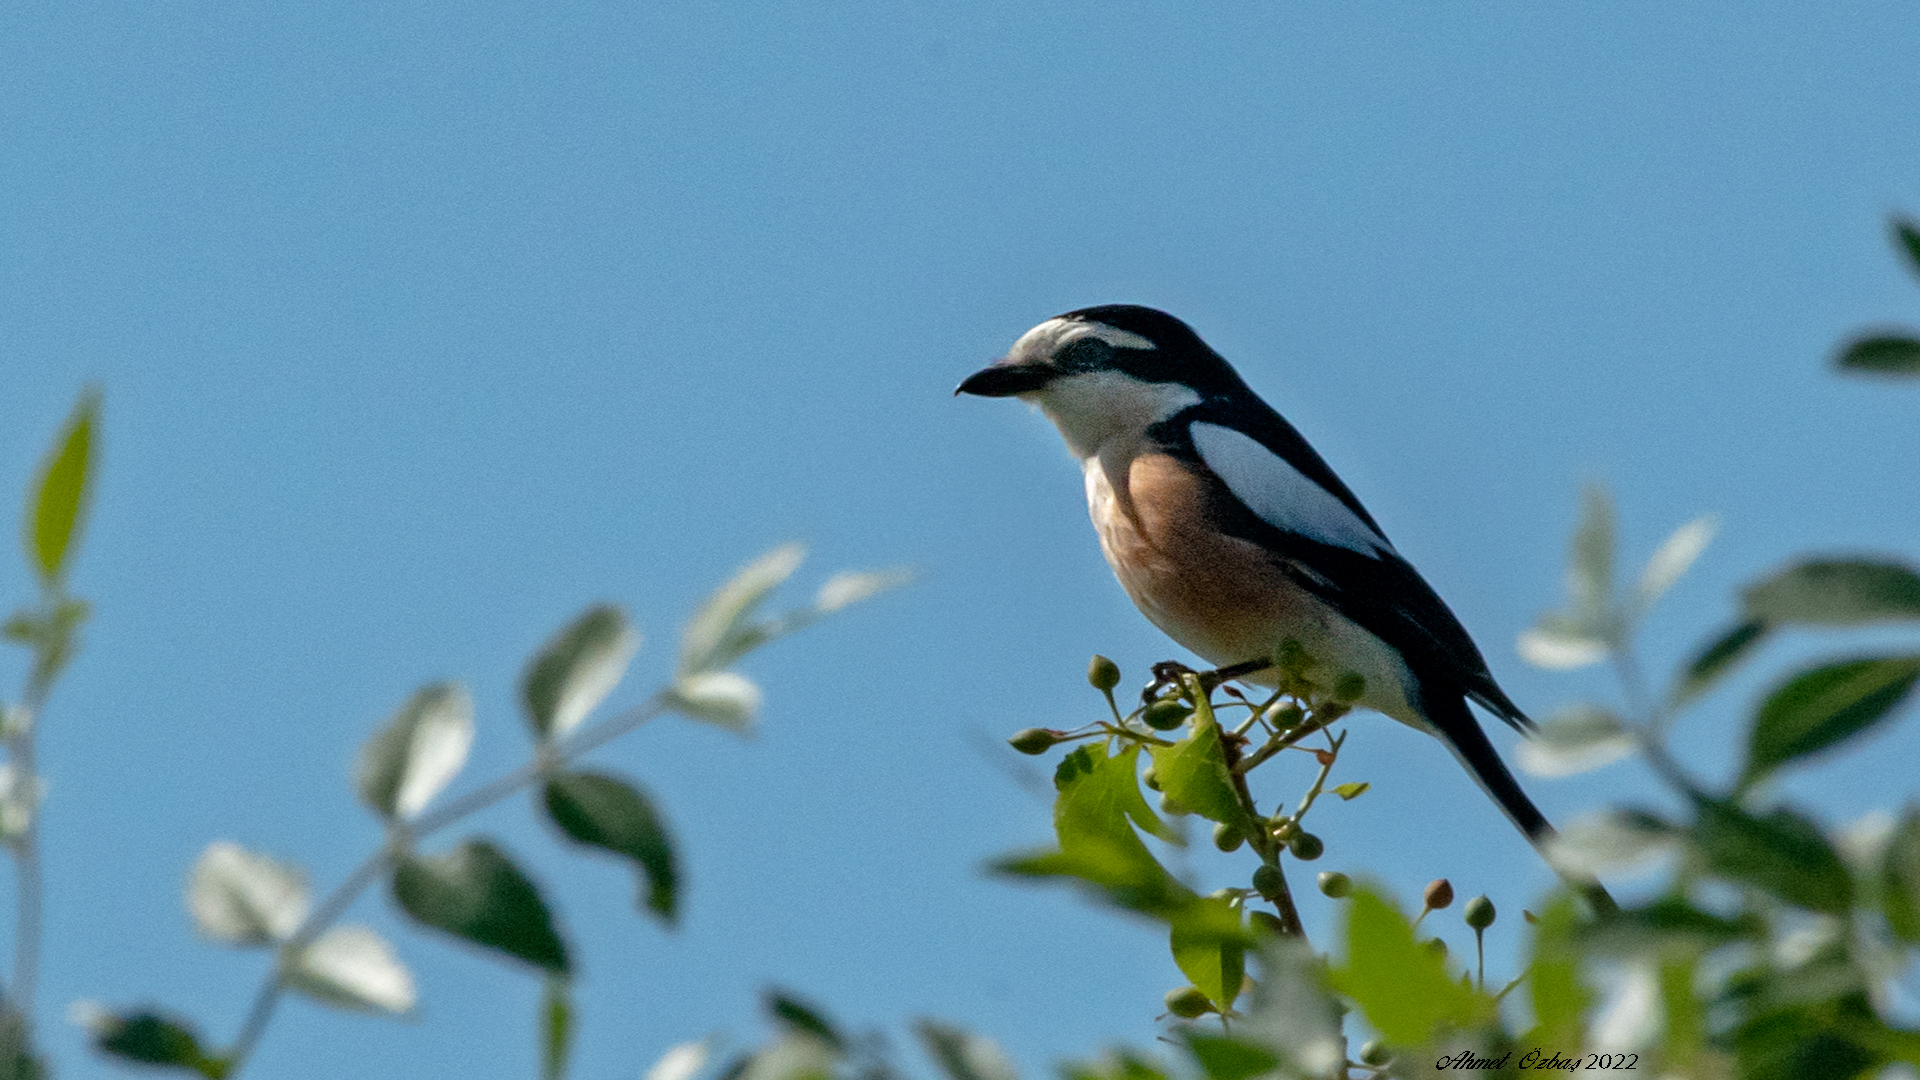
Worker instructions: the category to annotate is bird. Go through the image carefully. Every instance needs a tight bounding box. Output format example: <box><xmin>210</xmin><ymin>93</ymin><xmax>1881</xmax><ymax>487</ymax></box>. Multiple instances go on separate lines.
<box><xmin>957</xmin><ymin>304</ymin><xmax>1611</xmax><ymax>910</ymax></box>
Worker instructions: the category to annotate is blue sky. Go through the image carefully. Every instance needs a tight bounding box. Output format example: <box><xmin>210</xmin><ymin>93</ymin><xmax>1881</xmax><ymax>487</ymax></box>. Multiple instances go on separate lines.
<box><xmin>5</xmin><ymin>2</ymin><xmax>1920</xmax><ymax>1076</ymax></box>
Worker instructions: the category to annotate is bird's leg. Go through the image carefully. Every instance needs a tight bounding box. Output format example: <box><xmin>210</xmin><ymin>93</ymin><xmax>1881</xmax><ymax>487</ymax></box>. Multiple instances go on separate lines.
<box><xmin>1200</xmin><ymin>658</ymin><xmax>1275</xmax><ymax>693</ymax></box>
<box><xmin>1141</xmin><ymin>661</ymin><xmax>1199</xmax><ymax>705</ymax></box>
<box><xmin>1141</xmin><ymin>658</ymin><xmax>1276</xmax><ymax>705</ymax></box>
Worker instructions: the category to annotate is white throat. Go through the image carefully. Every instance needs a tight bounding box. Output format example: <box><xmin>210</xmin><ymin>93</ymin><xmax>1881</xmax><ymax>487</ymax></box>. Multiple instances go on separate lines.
<box><xmin>1029</xmin><ymin>372</ymin><xmax>1200</xmax><ymax>460</ymax></box>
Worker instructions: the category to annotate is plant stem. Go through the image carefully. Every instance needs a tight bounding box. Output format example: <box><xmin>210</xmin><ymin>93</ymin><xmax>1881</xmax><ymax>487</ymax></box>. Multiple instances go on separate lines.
<box><xmin>9</xmin><ymin>655</ymin><xmax>56</xmax><ymax>1031</ymax></box>
<box><xmin>221</xmin><ymin>692</ymin><xmax>671</xmax><ymax>1075</ymax></box>
<box><xmin>1195</xmin><ymin>679</ymin><xmax>1306</xmax><ymax>940</ymax></box>
<box><xmin>1290</xmin><ymin>731</ymin><xmax>1347</xmax><ymax>822</ymax></box>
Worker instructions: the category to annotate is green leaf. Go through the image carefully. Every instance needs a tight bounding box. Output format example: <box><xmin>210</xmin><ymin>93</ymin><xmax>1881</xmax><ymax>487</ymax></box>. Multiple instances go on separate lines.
<box><xmin>542</xmin><ymin>976</ymin><xmax>574</xmax><ymax>1080</ymax></box>
<box><xmin>1330</xmin><ymin>782</ymin><xmax>1369</xmax><ymax>800</ymax></box>
<box><xmin>0</xmin><ymin>1007</ymin><xmax>45</xmax><ymax>1080</ymax></box>
<box><xmin>990</xmin><ymin>743</ymin><xmax>1191</xmax><ymax>919</ymax></box>
<box><xmin>1169</xmin><ymin>893</ymin><xmax>1245</xmax><ymax>1011</ymax></box>
<box><xmin>1670</xmin><ymin>620</ymin><xmax>1769</xmax><ymax>707</ymax></box>
<box><xmin>1329</xmin><ymin>885</ymin><xmax>1490</xmax><ymax>1047</ymax></box>
<box><xmin>1524</xmin><ymin>893</ymin><xmax>1592</xmax><ymax>1050</ymax></box>
<box><xmin>1837</xmin><ymin>334</ymin><xmax>1920</xmax><ymax>375</ymax></box>
<box><xmin>1881</xmin><ymin>807</ymin><xmax>1920</xmax><ymax>943</ymax></box>
<box><xmin>1516</xmin><ymin>703</ymin><xmax>1637</xmax><ymax>778</ymax></box>
<box><xmin>285</xmin><ymin>926</ymin><xmax>416</xmax><ymax>1013</ymax></box>
<box><xmin>1578</xmin><ymin>895</ymin><xmax>1759</xmax><ymax>956</ymax></box>
<box><xmin>392</xmin><ymin>839</ymin><xmax>570</xmax><ymax>973</ymax></box>
<box><xmin>1896</xmin><ymin>216</ymin><xmax>1920</xmax><ymax>280</ymax></box>
<box><xmin>185</xmin><ymin>842</ymin><xmax>308</xmax><ymax>946</ymax></box>
<box><xmin>1146</xmin><ymin>699</ymin><xmax>1246</xmax><ymax>829</ymax></box>
<box><xmin>1180</xmin><ymin>1033</ymin><xmax>1277</xmax><ymax>1080</ymax></box>
<box><xmin>915</xmin><ymin>1021</ymin><xmax>1017</xmax><ymax>1080</ymax></box>
<box><xmin>1631</xmin><ymin>515</ymin><xmax>1716</xmax><ymax>619</ymax></box>
<box><xmin>522</xmin><ymin>605</ymin><xmax>640</xmax><ymax>741</ymax></box>
<box><xmin>355</xmin><ymin>682</ymin><xmax>473</xmax><ymax>821</ymax></box>
<box><xmin>543</xmin><ymin>770</ymin><xmax>678</xmax><ymax>924</ymax></box>
<box><xmin>24</xmin><ymin>388</ymin><xmax>99</xmax><ymax>587</ymax></box>
<box><xmin>680</xmin><ymin>544</ymin><xmax>805</xmax><ymax>676</ymax></box>
<box><xmin>1745</xmin><ymin>656</ymin><xmax>1920</xmax><ymax>786</ymax></box>
<box><xmin>1060</xmin><ymin>742</ymin><xmax>1177</xmax><ymax>847</ymax></box>
<box><xmin>1690</xmin><ymin>797</ymin><xmax>1853</xmax><ymax>913</ymax></box>
<box><xmin>765</xmin><ymin>988</ymin><xmax>844</xmax><ymax>1052</ymax></box>
<box><xmin>1743</xmin><ymin>558</ymin><xmax>1920</xmax><ymax>627</ymax></box>
<box><xmin>83</xmin><ymin>1008</ymin><xmax>227</xmax><ymax>1078</ymax></box>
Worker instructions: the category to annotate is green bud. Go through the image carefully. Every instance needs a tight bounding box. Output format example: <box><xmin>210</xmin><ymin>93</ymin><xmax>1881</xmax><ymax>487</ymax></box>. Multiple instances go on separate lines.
<box><xmin>1423</xmin><ymin>937</ymin><xmax>1447</xmax><ymax>959</ymax></box>
<box><xmin>1159</xmin><ymin>792</ymin><xmax>1187</xmax><ymax>817</ymax></box>
<box><xmin>1359</xmin><ymin>1040</ymin><xmax>1391</xmax><ymax>1067</ymax></box>
<box><xmin>1276</xmin><ymin>639</ymin><xmax>1310</xmax><ymax>677</ymax></box>
<box><xmin>1270</xmin><ymin>817</ymin><xmax>1299</xmax><ymax>843</ymax></box>
<box><xmin>1251</xmin><ymin>863</ymin><xmax>1285</xmax><ymax>900</ymax></box>
<box><xmin>1087</xmin><ymin>654</ymin><xmax>1122</xmax><ymax>692</ymax></box>
<box><xmin>1316</xmin><ymin>871</ymin><xmax>1352</xmax><ymax>898</ymax></box>
<box><xmin>1164</xmin><ymin>986</ymin><xmax>1213</xmax><ymax>1019</ymax></box>
<box><xmin>1288</xmin><ymin>831</ymin><xmax>1324</xmax><ymax>861</ymax></box>
<box><xmin>1464</xmin><ymin>894</ymin><xmax>1495</xmax><ymax>931</ymax></box>
<box><xmin>1332</xmin><ymin>672</ymin><xmax>1367</xmax><ymax>703</ymax></box>
<box><xmin>1212</xmin><ymin>821</ymin><xmax>1244</xmax><ymax>852</ymax></box>
<box><xmin>1263</xmin><ymin>702</ymin><xmax>1306</xmax><ymax>731</ymax></box>
<box><xmin>1008</xmin><ymin>728</ymin><xmax>1059</xmax><ymax>755</ymax></box>
<box><xmin>1423</xmin><ymin>879</ymin><xmax>1455</xmax><ymax>911</ymax></box>
<box><xmin>1143</xmin><ymin>699</ymin><xmax>1191</xmax><ymax>731</ymax></box>
<box><xmin>1249</xmin><ymin>910</ymin><xmax>1287</xmax><ymax>937</ymax></box>
<box><xmin>1142</xmin><ymin>766</ymin><xmax>1161</xmax><ymax>791</ymax></box>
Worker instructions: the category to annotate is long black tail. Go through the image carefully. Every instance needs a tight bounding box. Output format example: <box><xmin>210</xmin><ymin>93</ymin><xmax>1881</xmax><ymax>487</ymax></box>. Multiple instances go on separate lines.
<box><xmin>1419</xmin><ymin>680</ymin><xmax>1617</xmax><ymax>915</ymax></box>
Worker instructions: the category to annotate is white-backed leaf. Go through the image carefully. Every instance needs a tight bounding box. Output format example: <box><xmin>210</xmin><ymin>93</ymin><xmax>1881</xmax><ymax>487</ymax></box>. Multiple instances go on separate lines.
<box><xmin>813</xmin><ymin>568</ymin><xmax>912</xmax><ymax>614</ymax></box>
<box><xmin>915</xmin><ymin>1021</ymin><xmax>1017</xmax><ymax>1080</ymax></box>
<box><xmin>668</xmin><ymin>671</ymin><xmax>761</xmax><ymax>731</ymax></box>
<box><xmin>680</xmin><ymin>544</ymin><xmax>805</xmax><ymax>676</ymax></box>
<box><xmin>523</xmin><ymin>605</ymin><xmax>640</xmax><ymax>740</ymax></box>
<box><xmin>186</xmin><ymin>842</ymin><xmax>308</xmax><ymax>946</ymax></box>
<box><xmin>1517</xmin><ymin>616</ymin><xmax>1608</xmax><ymax>670</ymax></box>
<box><xmin>644</xmin><ymin>1040</ymin><xmax>711</xmax><ymax>1080</ymax></box>
<box><xmin>287</xmin><ymin>925</ymin><xmax>416</xmax><ymax>1013</ymax></box>
<box><xmin>1631</xmin><ymin>515</ymin><xmax>1717</xmax><ymax>618</ymax></box>
<box><xmin>1590</xmin><ymin>959</ymin><xmax>1662</xmax><ymax>1053</ymax></box>
<box><xmin>1544</xmin><ymin>809</ymin><xmax>1678</xmax><ymax>878</ymax></box>
<box><xmin>739</xmin><ymin>1034</ymin><xmax>839</xmax><ymax>1080</ymax></box>
<box><xmin>1238</xmin><ymin>936</ymin><xmax>1345</xmax><ymax>1077</ymax></box>
<box><xmin>0</xmin><ymin>763</ymin><xmax>45</xmax><ymax>843</ymax></box>
<box><xmin>1518</xmin><ymin>704</ymin><xmax>1638</xmax><ymax>777</ymax></box>
<box><xmin>356</xmin><ymin>683</ymin><xmax>474</xmax><ymax>820</ymax></box>
<box><xmin>1569</xmin><ymin>484</ymin><xmax>1616</xmax><ymax>619</ymax></box>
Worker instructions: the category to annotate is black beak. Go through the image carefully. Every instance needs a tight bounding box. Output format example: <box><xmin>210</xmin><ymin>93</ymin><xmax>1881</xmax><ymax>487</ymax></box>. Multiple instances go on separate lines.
<box><xmin>954</xmin><ymin>362</ymin><xmax>1055</xmax><ymax>398</ymax></box>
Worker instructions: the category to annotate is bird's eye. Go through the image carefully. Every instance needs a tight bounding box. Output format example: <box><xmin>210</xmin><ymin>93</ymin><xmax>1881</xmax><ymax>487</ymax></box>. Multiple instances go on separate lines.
<box><xmin>1058</xmin><ymin>337</ymin><xmax>1114</xmax><ymax>370</ymax></box>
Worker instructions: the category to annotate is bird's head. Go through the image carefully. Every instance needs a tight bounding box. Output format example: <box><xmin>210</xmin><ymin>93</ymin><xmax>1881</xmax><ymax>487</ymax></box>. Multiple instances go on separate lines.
<box><xmin>957</xmin><ymin>305</ymin><xmax>1246</xmax><ymax>458</ymax></box>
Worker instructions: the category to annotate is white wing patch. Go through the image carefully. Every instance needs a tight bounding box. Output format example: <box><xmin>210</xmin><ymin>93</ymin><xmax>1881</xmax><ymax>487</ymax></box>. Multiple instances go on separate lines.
<box><xmin>1189</xmin><ymin>421</ymin><xmax>1394</xmax><ymax>557</ymax></box>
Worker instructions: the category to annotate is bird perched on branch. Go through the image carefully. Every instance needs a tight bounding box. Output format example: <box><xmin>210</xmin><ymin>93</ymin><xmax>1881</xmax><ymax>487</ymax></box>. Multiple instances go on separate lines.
<box><xmin>957</xmin><ymin>304</ymin><xmax>1611</xmax><ymax>911</ymax></box>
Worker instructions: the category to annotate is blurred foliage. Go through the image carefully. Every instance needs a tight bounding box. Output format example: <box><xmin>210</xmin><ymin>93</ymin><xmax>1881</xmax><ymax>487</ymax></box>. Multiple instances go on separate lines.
<box><xmin>12</xmin><ymin>213</ymin><xmax>1920</xmax><ymax>1079</ymax></box>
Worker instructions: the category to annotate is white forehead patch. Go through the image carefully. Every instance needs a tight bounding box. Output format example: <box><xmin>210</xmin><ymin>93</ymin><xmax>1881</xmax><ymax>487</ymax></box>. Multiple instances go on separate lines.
<box><xmin>1073</xmin><ymin>320</ymin><xmax>1157</xmax><ymax>350</ymax></box>
<box><xmin>1013</xmin><ymin>317</ymin><xmax>1158</xmax><ymax>359</ymax></box>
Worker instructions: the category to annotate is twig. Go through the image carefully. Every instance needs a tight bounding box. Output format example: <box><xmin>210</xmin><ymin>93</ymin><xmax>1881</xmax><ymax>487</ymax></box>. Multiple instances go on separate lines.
<box><xmin>221</xmin><ymin>692</ymin><xmax>672</xmax><ymax>1075</ymax></box>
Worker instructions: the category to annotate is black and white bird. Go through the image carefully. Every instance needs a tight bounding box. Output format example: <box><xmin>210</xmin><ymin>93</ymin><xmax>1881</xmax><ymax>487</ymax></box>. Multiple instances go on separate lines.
<box><xmin>958</xmin><ymin>304</ymin><xmax>1607</xmax><ymax>905</ymax></box>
